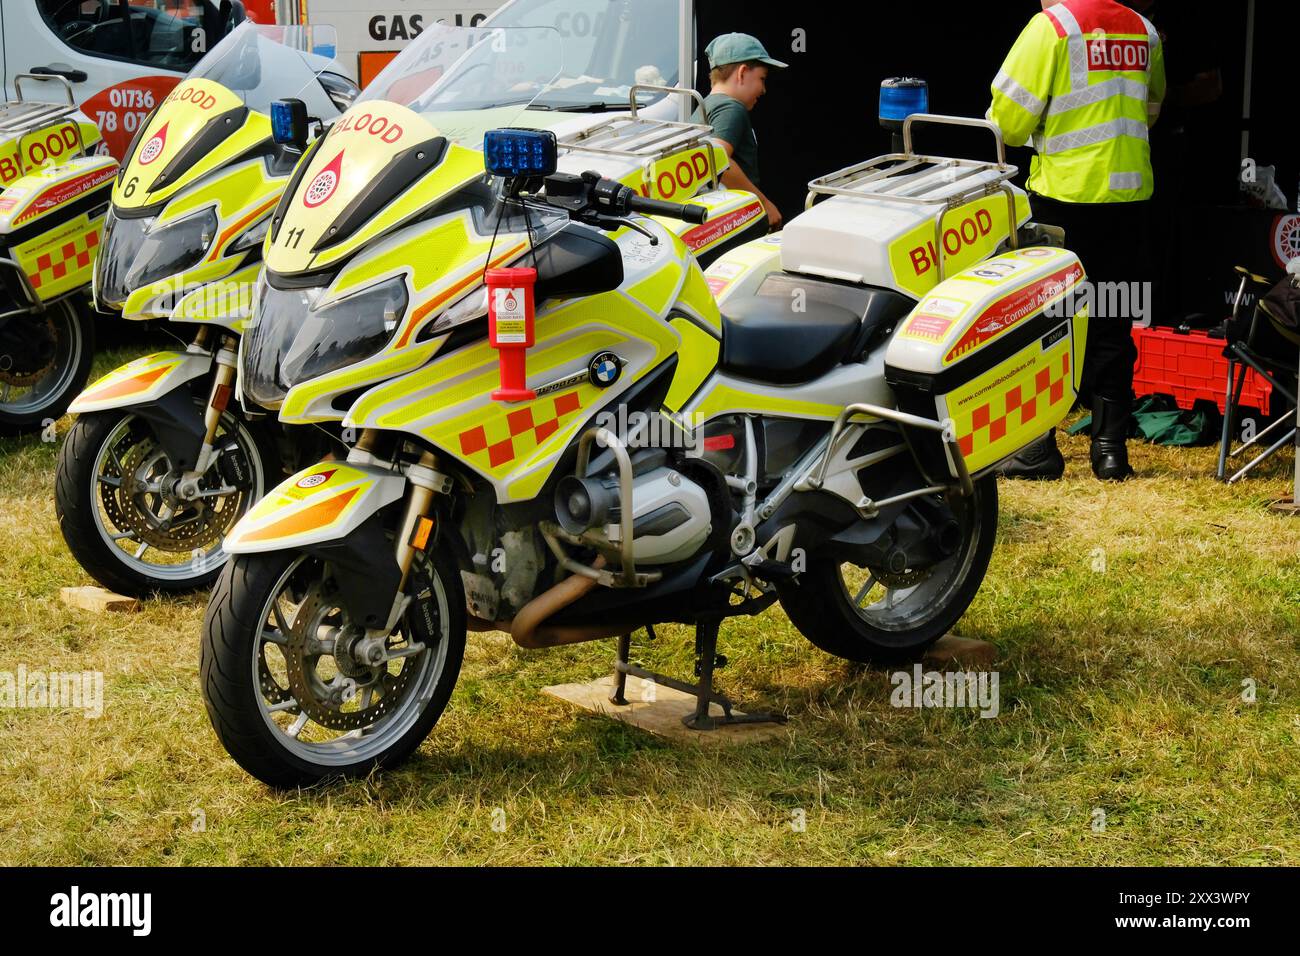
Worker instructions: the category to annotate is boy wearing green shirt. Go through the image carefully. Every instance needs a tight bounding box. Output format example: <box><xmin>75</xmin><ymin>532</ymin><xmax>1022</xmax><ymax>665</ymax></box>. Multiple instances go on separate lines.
<box><xmin>702</xmin><ymin>33</ymin><xmax>786</xmax><ymax>230</ymax></box>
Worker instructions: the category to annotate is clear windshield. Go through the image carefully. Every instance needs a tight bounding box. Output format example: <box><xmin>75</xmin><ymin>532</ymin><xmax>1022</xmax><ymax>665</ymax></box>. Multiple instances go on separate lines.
<box><xmin>487</xmin><ymin>0</ymin><xmax>682</xmax><ymax>111</ymax></box>
<box><xmin>358</xmin><ymin>24</ymin><xmax>565</xmax><ymax>115</ymax></box>
<box><xmin>190</xmin><ymin>22</ymin><xmax>343</xmax><ymax>120</ymax></box>
<box><xmin>356</xmin><ymin>23</ymin><xmax>565</xmax><ymax>147</ymax></box>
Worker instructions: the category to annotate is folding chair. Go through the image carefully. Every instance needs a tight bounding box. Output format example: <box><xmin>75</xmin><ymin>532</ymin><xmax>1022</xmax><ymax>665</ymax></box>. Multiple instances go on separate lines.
<box><xmin>1216</xmin><ymin>267</ymin><xmax>1300</xmax><ymax>482</ymax></box>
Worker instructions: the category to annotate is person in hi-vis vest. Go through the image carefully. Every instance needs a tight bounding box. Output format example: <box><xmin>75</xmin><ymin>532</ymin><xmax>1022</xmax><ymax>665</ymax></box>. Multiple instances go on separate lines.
<box><xmin>989</xmin><ymin>0</ymin><xmax>1166</xmax><ymax>481</ymax></box>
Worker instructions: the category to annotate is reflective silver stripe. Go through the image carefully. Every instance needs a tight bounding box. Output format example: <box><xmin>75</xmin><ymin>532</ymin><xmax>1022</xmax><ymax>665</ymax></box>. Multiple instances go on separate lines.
<box><xmin>993</xmin><ymin>69</ymin><xmax>1046</xmax><ymax>114</ymax></box>
<box><xmin>1049</xmin><ymin>5</ymin><xmax>1090</xmax><ymax>91</ymax></box>
<box><xmin>1110</xmin><ymin>172</ymin><xmax>1143</xmax><ymax>191</ymax></box>
<box><xmin>1043</xmin><ymin>117</ymin><xmax>1149</xmax><ymax>154</ymax></box>
<box><xmin>1048</xmin><ymin>76</ymin><xmax>1150</xmax><ymax>115</ymax></box>
<box><xmin>1137</xmin><ymin>13</ymin><xmax>1160</xmax><ymax>56</ymax></box>
<box><xmin>1138</xmin><ymin>12</ymin><xmax>1163</xmax><ymax>113</ymax></box>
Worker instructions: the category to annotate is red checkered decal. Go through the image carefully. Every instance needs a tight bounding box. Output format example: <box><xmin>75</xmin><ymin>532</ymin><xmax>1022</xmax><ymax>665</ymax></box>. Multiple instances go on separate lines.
<box><xmin>457</xmin><ymin>391</ymin><xmax>583</xmax><ymax>470</ymax></box>
<box><xmin>29</xmin><ymin>229</ymin><xmax>99</xmax><ymax>290</ymax></box>
<box><xmin>958</xmin><ymin>352</ymin><xmax>1071</xmax><ymax>458</ymax></box>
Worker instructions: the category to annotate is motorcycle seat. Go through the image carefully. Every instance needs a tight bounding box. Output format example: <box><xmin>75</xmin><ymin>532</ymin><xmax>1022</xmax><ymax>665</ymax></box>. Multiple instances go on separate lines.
<box><xmin>719</xmin><ymin>272</ymin><xmax>913</xmax><ymax>385</ymax></box>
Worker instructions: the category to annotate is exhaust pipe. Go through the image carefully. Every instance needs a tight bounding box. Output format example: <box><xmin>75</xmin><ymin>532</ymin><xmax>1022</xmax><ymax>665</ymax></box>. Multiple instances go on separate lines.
<box><xmin>500</xmin><ymin>557</ymin><xmax>624</xmax><ymax>649</ymax></box>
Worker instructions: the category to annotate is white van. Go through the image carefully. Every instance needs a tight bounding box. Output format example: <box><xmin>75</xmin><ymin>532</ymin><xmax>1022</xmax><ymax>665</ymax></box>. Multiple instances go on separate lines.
<box><xmin>1</xmin><ymin>1</ymin><xmax>252</xmax><ymax>159</ymax></box>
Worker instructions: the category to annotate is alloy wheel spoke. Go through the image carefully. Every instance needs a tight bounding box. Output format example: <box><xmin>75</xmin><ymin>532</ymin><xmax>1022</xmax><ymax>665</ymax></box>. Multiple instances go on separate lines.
<box><xmin>286</xmin><ymin>711</ymin><xmax>310</xmax><ymax>738</ymax></box>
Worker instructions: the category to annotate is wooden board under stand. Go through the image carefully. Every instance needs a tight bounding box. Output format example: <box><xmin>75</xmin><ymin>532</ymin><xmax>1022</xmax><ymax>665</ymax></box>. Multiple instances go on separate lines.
<box><xmin>59</xmin><ymin>586</ymin><xmax>139</xmax><ymax>614</ymax></box>
<box><xmin>542</xmin><ymin>675</ymin><xmax>790</xmax><ymax>745</ymax></box>
<box><xmin>922</xmin><ymin>635</ymin><xmax>998</xmax><ymax>670</ymax></box>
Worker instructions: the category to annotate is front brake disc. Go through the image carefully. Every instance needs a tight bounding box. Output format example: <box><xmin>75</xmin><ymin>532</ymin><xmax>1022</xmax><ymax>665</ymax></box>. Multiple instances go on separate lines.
<box><xmin>281</xmin><ymin>584</ymin><xmax>417</xmax><ymax>731</ymax></box>
<box><xmin>105</xmin><ymin>433</ymin><xmax>246</xmax><ymax>552</ymax></box>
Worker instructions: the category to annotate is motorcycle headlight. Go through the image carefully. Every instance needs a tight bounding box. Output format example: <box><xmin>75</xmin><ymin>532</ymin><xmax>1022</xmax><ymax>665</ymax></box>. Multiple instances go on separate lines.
<box><xmin>243</xmin><ymin>275</ymin><xmax>408</xmax><ymax>409</ymax></box>
<box><xmin>95</xmin><ymin>208</ymin><xmax>155</xmax><ymax>308</ymax></box>
<box><xmin>230</xmin><ymin>215</ymin><xmax>271</xmax><ymax>255</ymax></box>
<box><xmin>123</xmin><ymin>208</ymin><xmax>219</xmax><ymax>290</ymax></box>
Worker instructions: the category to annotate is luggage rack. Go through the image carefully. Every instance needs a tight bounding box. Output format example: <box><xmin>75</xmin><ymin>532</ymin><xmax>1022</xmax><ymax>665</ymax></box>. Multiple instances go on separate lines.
<box><xmin>0</xmin><ymin>74</ymin><xmax>88</xmax><ymax>178</ymax></box>
<box><xmin>557</xmin><ymin>85</ymin><xmax>719</xmax><ymax>191</ymax></box>
<box><xmin>805</xmin><ymin>114</ymin><xmax>1022</xmax><ymax>282</ymax></box>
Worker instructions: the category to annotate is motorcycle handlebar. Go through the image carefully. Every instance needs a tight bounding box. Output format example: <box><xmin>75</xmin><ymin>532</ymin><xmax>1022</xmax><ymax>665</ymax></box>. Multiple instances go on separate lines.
<box><xmin>626</xmin><ymin>193</ymin><xmax>708</xmax><ymax>225</ymax></box>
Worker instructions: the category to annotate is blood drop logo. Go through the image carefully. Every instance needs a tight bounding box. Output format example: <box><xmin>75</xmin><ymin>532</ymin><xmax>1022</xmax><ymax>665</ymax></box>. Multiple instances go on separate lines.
<box><xmin>304</xmin><ymin>151</ymin><xmax>343</xmax><ymax>208</ymax></box>
<box><xmin>139</xmin><ymin>123</ymin><xmax>168</xmax><ymax>165</ymax></box>
<box><xmin>295</xmin><ymin>469</ymin><xmax>334</xmax><ymax>490</ymax></box>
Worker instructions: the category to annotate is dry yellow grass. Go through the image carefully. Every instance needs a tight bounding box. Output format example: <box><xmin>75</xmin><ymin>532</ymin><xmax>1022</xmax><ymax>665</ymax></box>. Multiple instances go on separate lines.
<box><xmin>1</xmin><ymin>347</ymin><xmax>1298</xmax><ymax>864</ymax></box>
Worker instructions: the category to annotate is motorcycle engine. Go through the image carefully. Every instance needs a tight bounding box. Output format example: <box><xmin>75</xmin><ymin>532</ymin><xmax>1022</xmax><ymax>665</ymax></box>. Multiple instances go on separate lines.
<box><xmin>555</xmin><ymin>460</ymin><xmax>712</xmax><ymax>565</ymax></box>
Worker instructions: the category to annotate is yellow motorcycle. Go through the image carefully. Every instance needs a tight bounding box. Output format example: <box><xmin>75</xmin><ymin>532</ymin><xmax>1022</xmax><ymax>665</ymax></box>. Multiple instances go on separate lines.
<box><xmin>0</xmin><ymin>75</ymin><xmax>113</xmax><ymax>434</ymax></box>
<box><xmin>54</xmin><ymin>23</ymin><xmax>357</xmax><ymax>596</ymax></box>
<box><xmin>197</xmin><ymin>21</ymin><xmax>1088</xmax><ymax>787</ymax></box>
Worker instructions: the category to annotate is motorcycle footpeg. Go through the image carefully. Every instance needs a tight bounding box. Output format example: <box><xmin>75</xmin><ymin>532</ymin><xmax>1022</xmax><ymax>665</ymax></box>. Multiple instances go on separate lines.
<box><xmin>743</xmin><ymin>557</ymin><xmax>799</xmax><ymax>581</ymax></box>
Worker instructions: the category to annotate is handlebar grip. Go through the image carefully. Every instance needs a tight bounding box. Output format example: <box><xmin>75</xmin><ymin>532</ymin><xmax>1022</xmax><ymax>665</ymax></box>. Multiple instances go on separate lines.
<box><xmin>627</xmin><ymin>193</ymin><xmax>709</xmax><ymax>224</ymax></box>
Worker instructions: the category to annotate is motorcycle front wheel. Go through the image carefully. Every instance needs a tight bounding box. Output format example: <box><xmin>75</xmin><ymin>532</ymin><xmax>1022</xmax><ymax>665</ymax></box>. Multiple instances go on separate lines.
<box><xmin>777</xmin><ymin>475</ymin><xmax>998</xmax><ymax>664</ymax></box>
<box><xmin>55</xmin><ymin>405</ymin><xmax>277</xmax><ymax>596</ymax></box>
<box><xmin>0</xmin><ymin>298</ymin><xmax>95</xmax><ymax>435</ymax></box>
<box><xmin>200</xmin><ymin>546</ymin><xmax>466</xmax><ymax>789</ymax></box>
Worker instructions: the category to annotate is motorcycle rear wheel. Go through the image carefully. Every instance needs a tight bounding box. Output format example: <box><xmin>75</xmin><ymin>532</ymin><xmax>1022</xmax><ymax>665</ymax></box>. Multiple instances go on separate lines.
<box><xmin>0</xmin><ymin>298</ymin><xmax>94</xmax><ymax>435</ymax></box>
<box><xmin>777</xmin><ymin>475</ymin><xmax>998</xmax><ymax>664</ymax></box>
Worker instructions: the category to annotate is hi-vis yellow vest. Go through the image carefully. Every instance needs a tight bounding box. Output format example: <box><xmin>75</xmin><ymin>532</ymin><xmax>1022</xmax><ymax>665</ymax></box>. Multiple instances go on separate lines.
<box><xmin>989</xmin><ymin>0</ymin><xmax>1166</xmax><ymax>204</ymax></box>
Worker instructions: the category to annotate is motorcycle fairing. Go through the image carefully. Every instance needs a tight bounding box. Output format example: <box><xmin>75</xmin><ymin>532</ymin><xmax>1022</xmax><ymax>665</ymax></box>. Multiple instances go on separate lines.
<box><xmin>343</xmin><ymin>225</ymin><xmax>689</xmax><ymax>503</ymax></box>
<box><xmin>223</xmin><ymin>461</ymin><xmax>407</xmax><ymax>553</ymax></box>
<box><xmin>273</xmin><ymin>210</ymin><xmax>532</xmax><ymax>423</ymax></box>
<box><xmin>119</xmin><ymin>252</ymin><xmax>256</xmax><ymax>322</ymax></box>
<box><xmin>114</xmin><ymin>79</ymin><xmax>272</xmax><ymax>211</ymax></box>
<box><xmin>171</xmin><ymin>261</ymin><xmax>263</xmax><ymax>332</ymax></box>
<box><xmin>68</xmin><ymin>350</ymin><xmax>212</xmax><ymax>414</ymax></box>
<box><xmin>264</xmin><ymin>101</ymin><xmax>487</xmax><ymax>276</ymax></box>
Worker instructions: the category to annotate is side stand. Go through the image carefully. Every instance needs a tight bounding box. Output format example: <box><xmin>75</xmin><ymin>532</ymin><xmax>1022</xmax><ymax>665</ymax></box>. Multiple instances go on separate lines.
<box><xmin>608</xmin><ymin>619</ymin><xmax>786</xmax><ymax>731</ymax></box>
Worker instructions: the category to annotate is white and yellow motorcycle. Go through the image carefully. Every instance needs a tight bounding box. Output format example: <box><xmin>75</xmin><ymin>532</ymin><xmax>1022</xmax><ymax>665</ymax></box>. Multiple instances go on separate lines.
<box><xmin>197</xmin><ymin>21</ymin><xmax>1087</xmax><ymax>787</ymax></box>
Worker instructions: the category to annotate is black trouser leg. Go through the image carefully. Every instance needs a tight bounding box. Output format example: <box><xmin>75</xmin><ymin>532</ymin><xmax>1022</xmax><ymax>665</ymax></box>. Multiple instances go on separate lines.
<box><xmin>1029</xmin><ymin>195</ymin><xmax>1148</xmax><ymax>478</ymax></box>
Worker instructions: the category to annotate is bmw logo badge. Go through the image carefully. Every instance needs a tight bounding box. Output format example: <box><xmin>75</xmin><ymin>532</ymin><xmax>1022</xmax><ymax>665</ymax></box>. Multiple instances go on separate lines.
<box><xmin>588</xmin><ymin>351</ymin><xmax>621</xmax><ymax>388</ymax></box>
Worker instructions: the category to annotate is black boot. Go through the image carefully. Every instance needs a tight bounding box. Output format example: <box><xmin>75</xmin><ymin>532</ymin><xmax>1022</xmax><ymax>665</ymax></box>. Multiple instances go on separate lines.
<box><xmin>996</xmin><ymin>428</ymin><xmax>1065</xmax><ymax>480</ymax></box>
<box><xmin>1090</xmin><ymin>396</ymin><xmax>1133</xmax><ymax>481</ymax></box>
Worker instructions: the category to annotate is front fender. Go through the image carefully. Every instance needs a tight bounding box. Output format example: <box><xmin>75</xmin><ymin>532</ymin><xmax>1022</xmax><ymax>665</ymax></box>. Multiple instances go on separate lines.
<box><xmin>69</xmin><ymin>350</ymin><xmax>211</xmax><ymax>414</ymax></box>
<box><xmin>224</xmin><ymin>460</ymin><xmax>407</xmax><ymax>554</ymax></box>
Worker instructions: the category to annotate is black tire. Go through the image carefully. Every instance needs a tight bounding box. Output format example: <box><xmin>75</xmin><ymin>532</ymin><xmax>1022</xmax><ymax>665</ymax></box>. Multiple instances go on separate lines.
<box><xmin>0</xmin><ymin>298</ymin><xmax>95</xmax><ymax>436</ymax></box>
<box><xmin>777</xmin><ymin>475</ymin><xmax>998</xmax><ymax>664</ymax></box>
<box><xmin>201</xmin><ymin>546</ymin><xmax>467</xmax><ymax>789</ymax></box>
<box><xmin>55</xmin><ymin>405</ymin><xmax>280</xmax><ymax>597</ymax></box>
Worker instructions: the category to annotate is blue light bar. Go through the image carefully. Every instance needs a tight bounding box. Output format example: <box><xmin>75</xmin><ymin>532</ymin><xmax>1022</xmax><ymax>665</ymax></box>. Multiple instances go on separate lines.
<box><xmin>484</xmin><ymin>128</ymin><xmax>558</xmax><ymax>178</ymax></box>
<box><xmin>270</xmin><ymin>99</ymin><xmax>307</xmax><ymax>146</ymax></box>
<box><xmin>879</xmin><ymin>78</ymin><xmax>929</xmax><ymax>125</ymax></box>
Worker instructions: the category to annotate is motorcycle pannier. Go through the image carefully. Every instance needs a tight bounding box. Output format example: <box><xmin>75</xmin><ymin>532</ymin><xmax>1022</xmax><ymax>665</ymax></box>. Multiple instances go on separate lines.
<box><xmin>884</xmin><ymin>247</ymin><xmax>1088</xmax><ymax>474</ymax></box>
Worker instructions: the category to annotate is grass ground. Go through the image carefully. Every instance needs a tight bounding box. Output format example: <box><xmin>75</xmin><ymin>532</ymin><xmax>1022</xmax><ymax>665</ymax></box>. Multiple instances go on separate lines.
<box><xmin>1</xmin><ymin>339</ymin><xmax>1298</xmax><ymax>865</ymax></box>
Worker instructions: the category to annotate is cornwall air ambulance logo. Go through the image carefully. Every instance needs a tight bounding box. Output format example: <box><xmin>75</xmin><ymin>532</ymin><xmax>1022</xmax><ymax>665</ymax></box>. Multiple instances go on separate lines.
<box><xmin>304</xmin><ymin>151</ymin><xmax>343</xmax><ymax>208</ymax></box>
<box><xmin>139</xmin><ymin>123</ymin><xmax>168</xmax><ymax>165</ymax></box>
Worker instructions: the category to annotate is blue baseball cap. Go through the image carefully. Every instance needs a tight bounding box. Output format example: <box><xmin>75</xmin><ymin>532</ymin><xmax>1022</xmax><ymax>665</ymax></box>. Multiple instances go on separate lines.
<box><xmin>705</xmin><ymin>33</ymin><xmax>788</xmax><ymax>70</ymax></box>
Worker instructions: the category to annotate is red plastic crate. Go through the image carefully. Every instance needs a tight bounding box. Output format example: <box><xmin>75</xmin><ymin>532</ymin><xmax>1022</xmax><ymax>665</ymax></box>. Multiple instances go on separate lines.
<box><xmin>1131</xmin><ymin>326</ymin><xmax>1272</xmax><ymax>416</ymax></box>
